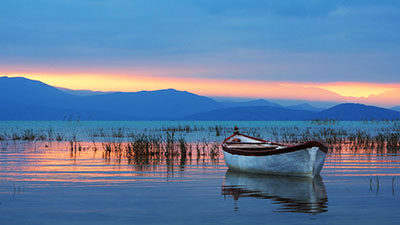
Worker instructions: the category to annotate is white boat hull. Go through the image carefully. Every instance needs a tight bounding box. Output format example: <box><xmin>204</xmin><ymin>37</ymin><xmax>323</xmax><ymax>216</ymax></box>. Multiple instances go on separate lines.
<box><xmin>223</xmin><ymin>147</ymin><xmax>326</xmax><ymax>177</ymax></box>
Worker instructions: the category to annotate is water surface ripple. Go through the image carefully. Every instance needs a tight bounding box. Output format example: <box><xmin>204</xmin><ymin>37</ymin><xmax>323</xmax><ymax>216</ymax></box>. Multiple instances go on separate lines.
<box><xmin>1</xmin><ymin>142</ymin><xmax>400</xmax><ymax>225</ymax></box>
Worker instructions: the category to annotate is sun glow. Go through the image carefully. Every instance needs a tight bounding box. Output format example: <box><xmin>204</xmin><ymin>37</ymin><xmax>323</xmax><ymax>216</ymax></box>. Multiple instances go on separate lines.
<box><xmin>3</xmin><ymin>72</ymin><xmax>400</xmax><ymax>106</ymax></box>
<box><xmin>312</xmin><ymin>82</ymin><xmax>397</xmax><ymax>98</ymax></box>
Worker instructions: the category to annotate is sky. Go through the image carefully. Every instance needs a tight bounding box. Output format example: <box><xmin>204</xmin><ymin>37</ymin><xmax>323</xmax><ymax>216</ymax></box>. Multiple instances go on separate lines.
<box><xmin>1</xmin><ymin>0</ymin><xmax>400</xmax><ymax>106</ymax></box>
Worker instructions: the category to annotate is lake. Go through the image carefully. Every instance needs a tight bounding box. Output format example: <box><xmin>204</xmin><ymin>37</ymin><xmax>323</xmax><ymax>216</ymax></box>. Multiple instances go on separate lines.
<box><xmin>1</xmin><ymin>121</ymin><xmax>400</xmax><ymax>224</ymax></box>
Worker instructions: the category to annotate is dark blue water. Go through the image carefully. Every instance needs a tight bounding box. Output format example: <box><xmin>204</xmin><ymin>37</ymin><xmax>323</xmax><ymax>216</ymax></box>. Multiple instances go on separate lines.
<box><xmin>1</xmin><ymin>141</ymin><xmax>400</xmax><ymax>225</ymax></box>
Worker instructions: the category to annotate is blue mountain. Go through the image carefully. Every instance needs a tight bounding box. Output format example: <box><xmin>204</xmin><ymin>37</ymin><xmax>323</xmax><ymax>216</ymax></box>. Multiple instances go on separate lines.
<box><xmin>0</xmin><ymin>76</ymin><xmax>222</xmax><ymax>120</ymax></box>
<box><xmin>182</xmin><ymin>103</ymin><xmax>400</xmax><ymax>121</ymax></box>
<box><xmin>57</xmin><ymin>87</ymin><xmax>110</xmax><ymax>96</ymax></box>
<box><xmin>315</xmin><ymin>103</ymin><xmax>400</xmax><ymax>121</ymax></box>
<box><xmin>391</xmin><ymin>106</ymin><xmax>400</xmax><ymax>112</ymax></box>
<box><xmin>1</xmin><ymin>76</ymin><xmax>399</xmax><ymax>121</ymax></box>
<box><xmin>182</xmin><ymin>106</ymin><xmax>315</xmax><ymax>120</ymax></box>
<box><xmin>220</xmin><ymin>99</ymin><xmax>282</xmax><ymax>108</ymax></box>
<box><xmin>0</xmin><ymin>76</ymin><xmax>77</xmax><ymax>106</ymax></box>
<box><xmin>286</xmin><ymin>103</ymin><xmax>324</xmax><ymax>112</ymax></box>
<box><xmin>75</xmin><ymin>89</ymin><xmax>223</xmax><ymax>119</ymax></box>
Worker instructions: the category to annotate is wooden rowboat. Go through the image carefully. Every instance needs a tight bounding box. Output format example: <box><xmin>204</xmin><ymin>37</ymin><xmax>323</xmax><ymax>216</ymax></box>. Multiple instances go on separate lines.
<box><xmin>222</xmin><ymin>127</ymin><xmax>328</xmax><ymax>177</ymax></box>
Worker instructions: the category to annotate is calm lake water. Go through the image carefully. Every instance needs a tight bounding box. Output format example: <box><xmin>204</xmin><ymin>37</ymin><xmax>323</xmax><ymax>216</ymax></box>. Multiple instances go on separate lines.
<box><xmin>1</xmin><ymin>120</ymin><xmax>399</xmax><ymax>142</ymax></box>
<box><xmin>1</xmin><ymin>121</ymin><xmax>400</xmax><ymax>224</ymax></box>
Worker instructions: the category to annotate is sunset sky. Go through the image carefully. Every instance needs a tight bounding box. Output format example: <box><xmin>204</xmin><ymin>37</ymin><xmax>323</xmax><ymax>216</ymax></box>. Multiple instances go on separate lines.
<box><xmin>1</xmin><ymin>0</ymin><xmax>400</xmax><ymax>107</ymax></box>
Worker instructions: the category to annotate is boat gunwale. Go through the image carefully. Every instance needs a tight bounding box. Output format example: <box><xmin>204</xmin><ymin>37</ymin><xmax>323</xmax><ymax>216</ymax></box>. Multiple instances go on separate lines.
<box><xmin>222</xmin><ymin>132</ymin><xmax>328</xmax><ymax>156</ymax></box>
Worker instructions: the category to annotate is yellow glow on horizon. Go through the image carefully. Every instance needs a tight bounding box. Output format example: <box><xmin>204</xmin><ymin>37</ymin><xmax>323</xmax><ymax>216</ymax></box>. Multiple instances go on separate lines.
<box><xmin>2</xmin><ymin>73</ymin><xmax>336</xmax><ymax>100</ymax></box>
<box><xmin>313</xmin><ymin>82</ymin><xmax>396</xmax><ymax>98</ymax></box>
<box><xmin>2</xmin><ymin>72</ymin><xmax>400</xmax><ymax>106</ymax></box>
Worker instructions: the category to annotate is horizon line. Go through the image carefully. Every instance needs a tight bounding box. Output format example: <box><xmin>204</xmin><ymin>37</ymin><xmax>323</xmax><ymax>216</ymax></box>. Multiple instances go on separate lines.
<box><xmin>1</xmin><ymin>74</ymin><xmax>400</xmax><ymax>108</ymax></box>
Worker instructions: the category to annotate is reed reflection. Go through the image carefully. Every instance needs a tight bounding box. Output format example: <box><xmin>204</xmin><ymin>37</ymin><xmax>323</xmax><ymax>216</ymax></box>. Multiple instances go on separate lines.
<box><xmin>0</xmin><ymin>141</ymin><xmax>223</xmax><ymax>185</ymax></box>
<box><xmin>222</xmin><ymin>171</ymin><xmax>328</xmax><ymax>214</ymax></box>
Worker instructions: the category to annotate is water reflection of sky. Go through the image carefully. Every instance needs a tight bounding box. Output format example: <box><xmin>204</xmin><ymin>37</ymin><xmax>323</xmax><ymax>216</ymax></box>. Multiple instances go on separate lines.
<box><xmin>1</xmin><ymin>142</ymin><xmax>400</xmax><ymax>224</ymax></box>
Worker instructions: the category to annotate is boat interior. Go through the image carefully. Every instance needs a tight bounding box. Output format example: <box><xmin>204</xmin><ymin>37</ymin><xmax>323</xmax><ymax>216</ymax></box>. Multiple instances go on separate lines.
<box><xmin>224</xmin><ymin>135</ymin><xmax>285</xmax><ymax>150</ymax></box>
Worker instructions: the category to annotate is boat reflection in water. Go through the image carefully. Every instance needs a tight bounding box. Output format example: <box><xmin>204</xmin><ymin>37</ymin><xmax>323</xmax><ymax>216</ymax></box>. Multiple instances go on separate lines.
<box><xmin>222</xmin><ymin>171</ymin><xmax>328</xmax><ymax>214</ymax></box>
